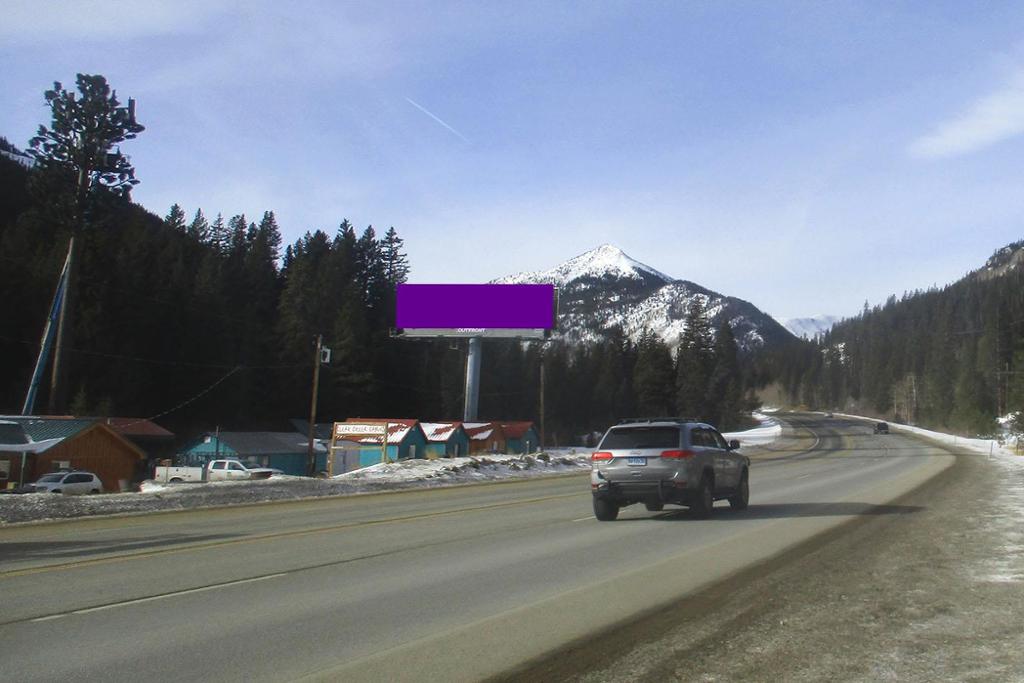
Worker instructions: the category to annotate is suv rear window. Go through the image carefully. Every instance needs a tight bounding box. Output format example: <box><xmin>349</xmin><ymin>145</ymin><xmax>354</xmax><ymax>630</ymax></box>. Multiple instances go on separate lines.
<box><xmin>600</xmin><ymin>427</ymin><xmax>680</xmax><ymax>449</ymax></box>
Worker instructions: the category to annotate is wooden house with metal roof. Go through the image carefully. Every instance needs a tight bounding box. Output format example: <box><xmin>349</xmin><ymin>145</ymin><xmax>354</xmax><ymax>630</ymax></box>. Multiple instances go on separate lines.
<box><xmin>500</xmin><ymin>422</ymin><xmax>541</xmax><ymax>454</ymax></box>
<box><xmin>0</xmin><ymin>416</ymin><xmax>147</xmax><ymax>491</ymax></box>
<box><xmin>420</xmin><ymin>422</ymin><xmax>471</xmax><ymax>458</ymax></box>
<box><xmin>340</xmin><ymin>418</ymin><xmax>428</xmax><ymax>466</ymax></box>
<box><xmin>463</xmin><ymin>422</ymin><xmax>508</xmax><ymax>455</ymax></box>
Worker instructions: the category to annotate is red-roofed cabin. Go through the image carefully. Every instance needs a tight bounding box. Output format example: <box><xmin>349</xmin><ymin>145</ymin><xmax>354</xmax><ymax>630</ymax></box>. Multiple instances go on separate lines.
<box><xmin>420</xmin><ymin>422</ymin><xmax>470</xmax><ymax>458</ymax></box>
<box><xmin>500</xmin><ymin>421</ymin><xmax>541</xmax><ymax>454</ymax></box>
<box><xmin>341</xmin><ymin>418</ymin><xmax>429</xmax><ymax>463</ymax></box>
<box><xmin>463</xmin><ymin>422</ymin><xmax>507</xmax><ymax>455</ymax></box>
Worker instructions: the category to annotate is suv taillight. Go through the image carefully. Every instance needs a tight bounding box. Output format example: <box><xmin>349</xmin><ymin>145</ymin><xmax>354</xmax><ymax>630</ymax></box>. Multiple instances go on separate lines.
<box><xmin>660</xmin><ymin>449</ymin><xmax>694</xmax><ymax>459</ymax></box>
<box><xmin>591</xmin><ymin>451</ymin><xmax>613</xmax><ymax>461</ymax></box>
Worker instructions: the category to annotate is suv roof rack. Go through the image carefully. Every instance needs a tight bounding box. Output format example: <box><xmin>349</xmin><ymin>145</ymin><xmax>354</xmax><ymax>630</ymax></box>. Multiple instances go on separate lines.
<box><xmin>617</xmin><ymin>417</ymin><xmax>700</xmax><ymax>425</ymax></box>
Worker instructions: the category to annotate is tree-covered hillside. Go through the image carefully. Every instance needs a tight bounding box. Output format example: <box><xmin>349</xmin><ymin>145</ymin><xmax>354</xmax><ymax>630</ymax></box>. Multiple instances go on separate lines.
<box><xmin>773</xmin><ymin>246</ymin><xmax>1024</xmax><ymax>436</ymax></box>
<box><xmin>0</xmin><ymin>74</ymin><xmax>762</xmax><ymax>445</ymax></box>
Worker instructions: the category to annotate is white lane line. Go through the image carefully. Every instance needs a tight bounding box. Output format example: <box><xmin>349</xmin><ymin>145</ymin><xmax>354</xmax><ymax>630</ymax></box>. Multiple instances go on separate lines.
<box><xmin>30</xmin><ymin>614</ymin><xmax>67</xmax><ymax>623</ymax></box>
<box><xmin>30</xmin><ymin>573</ymin><xmax>286</xmax><ymax>623</ymax></box>
<box><xmin>572</xmin><ymin>517</ymin><xmax>592</xmax><ymax>522</ymax></box>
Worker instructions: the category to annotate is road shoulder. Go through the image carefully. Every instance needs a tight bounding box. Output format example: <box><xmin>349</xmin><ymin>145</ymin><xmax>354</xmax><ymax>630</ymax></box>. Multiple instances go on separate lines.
<box><xmin>511</xmin><ymin>441</ymin><xmax>1023</xmax><ymax>682</ymax></box>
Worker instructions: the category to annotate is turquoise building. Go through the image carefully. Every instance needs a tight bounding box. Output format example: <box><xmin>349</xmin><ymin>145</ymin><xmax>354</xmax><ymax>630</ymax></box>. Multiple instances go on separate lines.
<box><xmin>180</xmin><ymin>431</ymin><xmax>327</xmax><ymax>475</ymax></box>
<box><xmin>420</xmin><ymin>422</ymin><xmax>471</xmax><ymax>458</ymax></box>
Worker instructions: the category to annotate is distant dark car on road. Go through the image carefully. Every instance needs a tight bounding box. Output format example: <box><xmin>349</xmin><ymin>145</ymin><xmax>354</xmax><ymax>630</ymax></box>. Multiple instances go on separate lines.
<box><xmin>873</xmin><ymin>422</ymin><xmax>889</xmax><ymax>434</ymax></box>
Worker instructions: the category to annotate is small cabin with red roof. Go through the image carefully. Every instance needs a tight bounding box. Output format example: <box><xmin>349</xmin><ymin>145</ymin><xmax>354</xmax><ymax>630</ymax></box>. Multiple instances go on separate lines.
<box><xmin>463</xmin><ymin>422</ymin><xmax>507</xmax><ymax>455</ymax></box>
<box><xmin>420</xmin><ymin>422</ymin><xmax>471</xmax><ymax>458</ymax></box>
<box><xmin>341</xmin><ymin>418</ymin><xmax>428</xmax><ymax>466</ymax></box>
<box><xmin>500</xmin><ymin>421</ymin><xmax>541</xmax><ymax>454</ymax></box>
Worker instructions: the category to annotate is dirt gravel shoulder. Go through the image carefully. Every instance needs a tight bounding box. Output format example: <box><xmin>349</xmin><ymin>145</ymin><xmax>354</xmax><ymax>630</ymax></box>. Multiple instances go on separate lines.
<box><xmin>502</xmin><ymin>440</ymin><xmax>1024</xmax><ymax>682</ymax></box>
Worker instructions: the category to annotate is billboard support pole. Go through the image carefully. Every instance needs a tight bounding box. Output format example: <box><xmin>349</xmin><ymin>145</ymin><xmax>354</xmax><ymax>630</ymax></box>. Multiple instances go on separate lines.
<box><xmin>463</xmin><ymin>337</ymin><xmax>482</xmax><ymax>422</ymax></box>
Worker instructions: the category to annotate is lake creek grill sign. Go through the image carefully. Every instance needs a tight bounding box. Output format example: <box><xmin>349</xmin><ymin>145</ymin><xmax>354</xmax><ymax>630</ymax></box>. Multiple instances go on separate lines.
<box><xmin>334</xmin><ymin>423</ymin><xmax>388</xmax><ymax>438</ymax></box>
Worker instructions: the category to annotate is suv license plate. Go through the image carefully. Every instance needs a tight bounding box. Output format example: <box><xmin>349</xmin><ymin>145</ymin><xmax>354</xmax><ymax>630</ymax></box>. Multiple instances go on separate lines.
<box><xmin>627</xmin><ymin>457</ymin><xmax>646</xmax><ymax>466</ymax></box>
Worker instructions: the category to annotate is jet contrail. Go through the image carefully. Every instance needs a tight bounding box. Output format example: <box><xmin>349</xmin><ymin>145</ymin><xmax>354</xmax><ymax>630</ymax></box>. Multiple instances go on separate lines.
<box><xmin>405</xmin><ymin>97</ymin><xmax>470</xmax><ymax>143</ymax></box>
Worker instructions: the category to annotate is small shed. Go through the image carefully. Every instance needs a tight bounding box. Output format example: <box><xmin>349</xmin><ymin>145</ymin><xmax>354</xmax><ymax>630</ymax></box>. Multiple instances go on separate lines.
<box><xmin>501</xmin><ymin>422</ymin><xmax>541</xmax><ymax>454</ymax></box>
<box><xmin>463</xmin><ymin>422</ymin><xmax>508</xmax><ymax>455</ymax></box>
<box><xmin>179</xmin><ymin>431</ymin><xmax>326</xmax><ymax>476</ymax></box>
<box><xmin>420</xmin><ymin>422</ymin><xmax>471</xmax><ymax>458</ymax></box>
<box><xmin>0</xmin><ymin>416</ymin><xmax>146</xmax><ymax>491</ymax></box>
<box><xmin>341</xmin><ymin>418</ymin><xmax>428</xmax><ymax>467</ymax></box>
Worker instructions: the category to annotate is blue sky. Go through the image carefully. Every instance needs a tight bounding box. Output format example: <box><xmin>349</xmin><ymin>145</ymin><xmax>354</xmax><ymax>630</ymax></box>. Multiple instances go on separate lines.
<box><xmin>3</xmin><ymin>2</ymin><xmax>1024</xmax><ymax>320</ymax></box>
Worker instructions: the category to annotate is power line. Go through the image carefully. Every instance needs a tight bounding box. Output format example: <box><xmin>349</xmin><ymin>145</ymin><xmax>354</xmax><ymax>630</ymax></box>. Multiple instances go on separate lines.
<box><xmin>0</xmin><ymin>334</ymin><xmax>309</xmax><ymax>370</ymax></box>
<box><xmin>119</xmin><ymin>365</ymin><xmax>244</xmax><ymax>428</ymax></box>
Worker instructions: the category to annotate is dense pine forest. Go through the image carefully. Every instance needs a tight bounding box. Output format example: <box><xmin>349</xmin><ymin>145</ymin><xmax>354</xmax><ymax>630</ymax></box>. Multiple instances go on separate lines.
<box><xmin>0</xmin><ymin>76</ymin><xmax>759</xmax><ymax>444</ymax></box>
<box><xmin>772</xmin><ymin>244</ymin><xmax>1024</xmax><ymax>438</ymax></box>
<box><xmin>2</xmin><ymin>129</ymin><xmax>758</xmax><ymax>442</ymax></box>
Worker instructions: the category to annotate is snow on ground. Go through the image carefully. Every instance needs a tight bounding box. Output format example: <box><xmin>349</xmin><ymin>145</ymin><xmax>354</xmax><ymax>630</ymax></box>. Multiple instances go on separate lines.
<box><xmin>332</xmin><ymin>452</ymin><xmax>588</xmax><ymax>485</ymax></box>
<box><xmin>724</xmin><ymin>412</ymin><xmax>781</xmax><ymax>446</ymax></box>
<box><xmin>0</xmin><ymin>416</ymin><xmax>782</xmax><ymax>525</ymax></box>
<box><xmin>835</xmin><ymin>412</ymin><xmax>1023</xmax><ymax>461</ymax></box>
<box><xmin>837</xmin><ymin>412</ymin><xmax>1024</xmax><ymax>584</ymax></box>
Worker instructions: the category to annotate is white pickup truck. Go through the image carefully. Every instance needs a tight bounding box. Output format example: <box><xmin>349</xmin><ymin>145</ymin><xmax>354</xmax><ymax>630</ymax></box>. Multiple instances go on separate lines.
<box><xmin>153</xmin><ymin>459</ymin><xmax>281</xmax><ymax>483</ymax></box>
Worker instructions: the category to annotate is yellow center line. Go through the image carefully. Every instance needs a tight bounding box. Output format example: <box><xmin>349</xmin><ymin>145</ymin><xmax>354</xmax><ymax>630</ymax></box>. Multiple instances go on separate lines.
<box><xmin>0</xmin><ymin>491</ymin><xmax>583</xmax><ymax>579</ymax></box>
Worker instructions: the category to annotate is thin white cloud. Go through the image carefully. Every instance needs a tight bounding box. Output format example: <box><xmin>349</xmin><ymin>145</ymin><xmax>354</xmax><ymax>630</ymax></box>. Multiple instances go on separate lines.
<box><xmin>910</xmin><ymin>70</ymin><xmax>1024</xmax><ymax>159</ymax></box>
<box><xmin>1</xmin><ymin>0</ymin><xmax>226</xmax><ymax>42</ymax></box>
<box><xmin>405</xmin><ymin>98</ymin><xmax>470</xmax><ymax>143</ymax></box>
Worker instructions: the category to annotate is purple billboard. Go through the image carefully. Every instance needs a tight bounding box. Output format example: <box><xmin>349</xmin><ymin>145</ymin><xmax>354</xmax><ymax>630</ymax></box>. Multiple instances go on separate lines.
<box><xmin>396</xmin><ymin>284</ymin><xmax>556</xmax><ymax>333</ymax></box>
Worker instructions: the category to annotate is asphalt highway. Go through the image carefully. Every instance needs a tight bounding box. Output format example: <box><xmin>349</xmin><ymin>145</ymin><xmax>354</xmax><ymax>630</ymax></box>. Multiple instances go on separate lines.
<box><xmin>0</xmin><ymin>414</ymin><xmax>953</xmax><ymax>681</ymax></box>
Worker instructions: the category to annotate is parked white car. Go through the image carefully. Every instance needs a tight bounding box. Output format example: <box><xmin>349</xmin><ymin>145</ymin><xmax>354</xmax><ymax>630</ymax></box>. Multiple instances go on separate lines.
<box><xmin>32</xmin><ymin>471</ymin><xmax>103</xmax><ymax>494</ymax></box>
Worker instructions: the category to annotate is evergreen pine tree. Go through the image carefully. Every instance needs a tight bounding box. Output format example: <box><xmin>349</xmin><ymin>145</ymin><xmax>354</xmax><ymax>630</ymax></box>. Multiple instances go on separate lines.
<box><xmin>381</xmin><ymin>226</ymin><xmax>410</xmax><ymax>287</ymax></box>
<box><xmin>209</xmin><ymin>213</ymin><xmax>229</xmax><ymax>255</ymax></box>
<box><xmin>164</xmin><ymin>204</ymin><xmax>186</xmax><ymax>232</ymax></box>
<box><xmin>707</xmin><ymin>321</ymin><xmax>742</xmax><ymax>428</ymax></box>
<box><xmin>187</xmin><ymin>208</ymin><xmax>209</xmax><ymax>242</ymax></box>
<box><xmin>676</xmin><ymin>297</ymin><xmax>715</xmax><ymax>420</ymax></box>
<box><xmin>257</xmin><ymin>211</ymin><xmax>282</xmax><ymax>263</ymax></box>
<box><xmin>227</xmin><ymin>214</ymin><xmax>247</xmax><ymax>255</ymax></box>
<box><xmin>634</xmin><ymin>331</ymin><xmax>675</xmax><ymax>416</ymax></box>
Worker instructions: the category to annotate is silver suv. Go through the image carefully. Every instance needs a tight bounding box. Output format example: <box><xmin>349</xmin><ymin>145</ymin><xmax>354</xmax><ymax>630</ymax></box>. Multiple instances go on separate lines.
<box><xmin>590</xmin><ymin>418</ymin><xmax>750</xmax><ymax>520</ymax></box>
<box><xmin>31</xmin><ymin>471</ymin><xmax>103</xmax><ymax>494</ymax></box>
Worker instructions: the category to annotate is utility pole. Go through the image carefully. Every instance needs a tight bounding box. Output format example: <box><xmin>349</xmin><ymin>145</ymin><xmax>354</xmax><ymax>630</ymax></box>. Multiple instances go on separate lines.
<box><xmin>47</xmin><ymin>235</ymin><xmax>78</xmax><ymax>414</ymax></box>
<box><xmin>23</xmin><ymin>246</ymin><xmax>72</xmax><ymax>415</ymax></box>
<box><xmin>307</xmin><ymin>335</ymin><xmax>323</xmax><ymax>476</ymax></box>
<box><xmin>539</xmin><ymin>348</ymin><xmax>546</xmax><ymax>449</ymax></box>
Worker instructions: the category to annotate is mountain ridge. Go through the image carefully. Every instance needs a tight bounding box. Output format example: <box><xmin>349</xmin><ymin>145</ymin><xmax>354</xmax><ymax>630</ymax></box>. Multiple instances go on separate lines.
<box><xmin>782</xmin><ymin>315</ymin><xmax>841</xmax><ymax>339</ymax></box>
<box><xmin>495</xmin><ymin>245</ymin><xmax>794</xmax><ymax>352</ymax></box>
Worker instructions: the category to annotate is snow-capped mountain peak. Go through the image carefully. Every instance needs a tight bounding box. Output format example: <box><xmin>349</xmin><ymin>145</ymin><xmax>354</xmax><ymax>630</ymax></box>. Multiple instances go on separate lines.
<box><xmin>492</xmin><ymin>244</ymin><xmax>794</xmax><ymax>353</ymax></box>
<box><xmin>495</xmin><ymin>244</ymin><xmax>672</xmax><ymax>286</ymax></box>
<box><xmin>782</xmin><ymin>315</ymin><xmax>841</xmax><ymax>339</ymax></box>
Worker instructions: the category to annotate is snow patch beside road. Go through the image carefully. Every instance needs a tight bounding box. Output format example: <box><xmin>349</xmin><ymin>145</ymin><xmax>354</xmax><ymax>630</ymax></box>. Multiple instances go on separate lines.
<box><xmin>836</xmin><ymin>411</ymin><xmax>1024</xmax><ymax>585</ymax></box>
<box><xmin>724</xmin><ymin>412</ymin><xmax>781</xmax><ymax>446</ymax></box>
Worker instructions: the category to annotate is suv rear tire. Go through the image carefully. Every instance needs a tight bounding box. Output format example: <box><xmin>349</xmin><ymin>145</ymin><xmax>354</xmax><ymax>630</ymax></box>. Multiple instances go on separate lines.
<box><xmin>690</xmin><ymin>475</ymin><xmax>714</xmax><ymax>518</ymax></box>
<box><xmin>593</xmin><ymin>497</ymin><xmax>620</xmax><ymax>521</ymax></box>
<box><xmin>728</xmin><ymin>470</ymin><xmax>749</xmax><ymax>510</ymax></box>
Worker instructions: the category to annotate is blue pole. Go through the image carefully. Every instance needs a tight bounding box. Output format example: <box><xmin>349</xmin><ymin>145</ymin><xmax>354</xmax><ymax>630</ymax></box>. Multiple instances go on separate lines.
<box><xmin>22</xmin><ymin>246</ymin><xmax>71</xmax><ymax>415</ymax></box>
